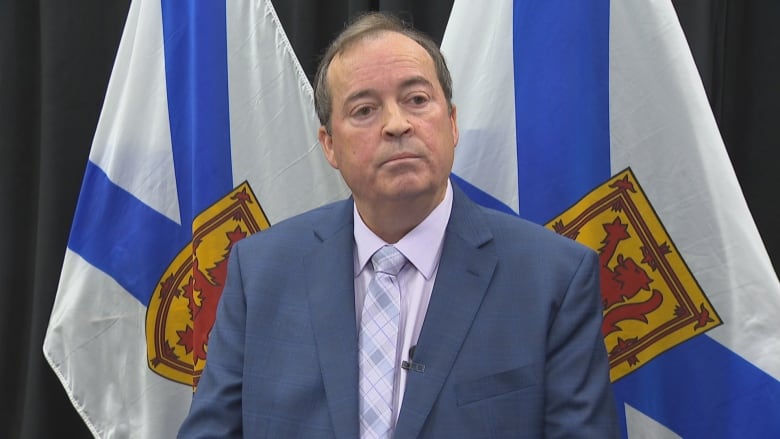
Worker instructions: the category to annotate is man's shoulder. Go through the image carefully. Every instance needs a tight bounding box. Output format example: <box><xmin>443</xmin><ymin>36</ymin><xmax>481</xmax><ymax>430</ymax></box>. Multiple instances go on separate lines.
<box><xmin>233</xmin><ymin>198</ymin><xmax>352</xmax><ymax>252</ymax></box>
<box><xmin>449</xmin><ymin>184</ymin><xmax>593</xmax><ymax>257</ymax></box>
<box><xmin>275</xmin><ymin>198</ymin><xmax>351</xmax><ymax>230</ymax></box>
<box><xmin>472</xmin><ymin>202</ymin><xmax>593</xmax><ymax>257</ymax></box>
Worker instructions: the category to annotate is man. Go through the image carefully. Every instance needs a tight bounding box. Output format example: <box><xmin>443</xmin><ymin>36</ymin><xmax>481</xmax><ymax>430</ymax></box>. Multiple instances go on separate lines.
<box><xmin>179</xmin><ymin>12</ymin><xmax>618</xmax><ymax>439</ymax></box>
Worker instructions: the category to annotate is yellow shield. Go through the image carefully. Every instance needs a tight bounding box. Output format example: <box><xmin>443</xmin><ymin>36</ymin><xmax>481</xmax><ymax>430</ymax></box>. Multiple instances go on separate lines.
<box><xmin>546</xmin><ymin>168</ymin><xmax>722</xmax><ymax>382</ymax></box>
<box><xmin>146</xmin><ymin>182</ymin><xmax>270</xmax><ymax>387</ymax></box>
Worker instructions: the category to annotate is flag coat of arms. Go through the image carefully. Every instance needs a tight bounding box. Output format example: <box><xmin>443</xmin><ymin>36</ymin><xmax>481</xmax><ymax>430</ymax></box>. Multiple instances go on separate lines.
<box><xmin>442</xmin><ymin>0</ymin><xmax>780</xmax><ymax>437</ymax></box>
<box><xmin>43</xmin><ymin>0</ymin><xmax>347</xmax><ymax>437</ymax></box>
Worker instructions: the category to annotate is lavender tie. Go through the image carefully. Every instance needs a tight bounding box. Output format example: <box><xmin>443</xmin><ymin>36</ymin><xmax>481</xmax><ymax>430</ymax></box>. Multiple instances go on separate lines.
<box><xmin>359</xmin><ymin>245</ymin><xmax>407</xmax><ymax>439</ymax></box>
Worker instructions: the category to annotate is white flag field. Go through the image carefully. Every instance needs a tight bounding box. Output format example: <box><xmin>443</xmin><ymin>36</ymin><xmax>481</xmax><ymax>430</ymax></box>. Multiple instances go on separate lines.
<box><xmin>44</xmin><ymin>0</ymin><xmax>780</xmax><ymax>438</ymax></box>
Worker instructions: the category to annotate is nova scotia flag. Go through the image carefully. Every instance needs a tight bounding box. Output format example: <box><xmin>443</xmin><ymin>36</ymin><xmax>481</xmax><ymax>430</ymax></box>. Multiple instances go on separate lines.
<box><xmin>442</xmin><ymin>0</ymin><xmax>780</xmax><ymax>437</ymax></box>
<box><xmin>43</xmin><ymin>0</ymin><xmax>346</xmax><ymax>437</ymax></box>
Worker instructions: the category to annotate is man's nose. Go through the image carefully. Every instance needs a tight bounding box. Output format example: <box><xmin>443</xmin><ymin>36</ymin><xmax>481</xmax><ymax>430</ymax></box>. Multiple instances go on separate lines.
<box><xmin>382</xmin><ymin>103</ymin><xmax>412</xmax><ymax>138</ymax></box>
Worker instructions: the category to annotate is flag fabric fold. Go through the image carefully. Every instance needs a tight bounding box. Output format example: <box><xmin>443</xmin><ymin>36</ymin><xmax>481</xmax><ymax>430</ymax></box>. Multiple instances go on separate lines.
<box><xmin>442</xmin><ymin>0</ymin><xmax>780</xmax><ymax>437</ymax></box>
<box><xmin>43</xmin><ymin>0</ymin><xmax>346</xmax><ymax>437</ymax></box>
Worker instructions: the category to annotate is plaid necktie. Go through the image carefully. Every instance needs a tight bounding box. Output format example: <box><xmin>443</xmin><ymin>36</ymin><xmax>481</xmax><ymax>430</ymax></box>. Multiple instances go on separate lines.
<box><xmin>359</xmin><ymin>245</ymin><xmax>407</xmax><ymax>439</ymax></box>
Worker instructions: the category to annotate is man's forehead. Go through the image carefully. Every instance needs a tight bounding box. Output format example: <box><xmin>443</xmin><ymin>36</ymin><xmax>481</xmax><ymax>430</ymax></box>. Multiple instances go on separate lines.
<box><xmin>332</xmin><ymin>30</ymin><xmax>432</xmax><ymax>70</ymax></box>
<box><xmin>340</xmin><ymin>29</ymin><xmax>416</xmax><ymax>54</ymax></box>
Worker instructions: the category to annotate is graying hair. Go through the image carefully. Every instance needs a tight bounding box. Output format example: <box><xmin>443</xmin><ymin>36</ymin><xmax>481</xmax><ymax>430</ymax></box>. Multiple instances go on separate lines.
<box><xmin>313</xmin><ymin>12</ymin><xmax>453</xmax><ymax>133</ymax></box>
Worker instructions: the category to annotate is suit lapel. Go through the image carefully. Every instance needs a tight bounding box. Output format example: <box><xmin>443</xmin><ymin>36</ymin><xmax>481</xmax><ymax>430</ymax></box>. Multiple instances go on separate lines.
<box><xmin>395</xmin><ymin>187</ymin><xmax>498</xmax><ymax>438</ymax></box>
<box><xmin>304</xmin><ymin>200</ymin><xmax>360</xmax><ymax>439</ymax></box>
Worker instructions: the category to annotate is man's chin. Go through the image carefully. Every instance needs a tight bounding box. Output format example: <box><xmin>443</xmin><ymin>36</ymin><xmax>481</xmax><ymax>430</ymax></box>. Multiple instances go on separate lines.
<box><xmin>381</xmin><ymin>181</ymin><xmax>445</xmax><ymax>205</ymax></box>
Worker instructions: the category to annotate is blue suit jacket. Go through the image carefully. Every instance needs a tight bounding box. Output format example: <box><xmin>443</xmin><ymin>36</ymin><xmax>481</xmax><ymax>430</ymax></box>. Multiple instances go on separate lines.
<box><xmin>179</xmin><ymin>185</ymin><xmax>619</xmax><ymax>438</ymax></box>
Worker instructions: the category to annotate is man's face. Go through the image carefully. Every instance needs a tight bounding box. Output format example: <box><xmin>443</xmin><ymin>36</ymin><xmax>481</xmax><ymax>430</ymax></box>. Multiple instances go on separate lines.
<box><xmin>318</xmin><ymin>31</ymin><xmax>458</xmax><ymax>215</ymax></box>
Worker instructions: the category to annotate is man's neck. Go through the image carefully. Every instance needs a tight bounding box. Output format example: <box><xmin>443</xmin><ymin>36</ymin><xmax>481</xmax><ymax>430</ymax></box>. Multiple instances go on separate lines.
<box><xmin>354</xmin><ymin>182</ymin><xmax>449</xmax><ymax>244</ymax></box>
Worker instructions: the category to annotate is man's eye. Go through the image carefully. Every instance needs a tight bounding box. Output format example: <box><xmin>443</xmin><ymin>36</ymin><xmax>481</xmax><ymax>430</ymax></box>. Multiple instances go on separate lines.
<box><xmin>409</xmin><ymin>95</ymin><xmax>429</xmax><ymax>106</ymax></box>
<box><xmin>353</xmin><ymin>106</ymin><xmax>374</xmax><ymax>117</ymax></box>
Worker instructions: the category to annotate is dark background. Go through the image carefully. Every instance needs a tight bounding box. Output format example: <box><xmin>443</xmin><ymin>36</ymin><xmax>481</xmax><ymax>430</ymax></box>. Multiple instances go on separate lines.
<box><xmin>1</xmin><ymin>0</ymin><xmax>777</xmax><ymax>437</ymax></box>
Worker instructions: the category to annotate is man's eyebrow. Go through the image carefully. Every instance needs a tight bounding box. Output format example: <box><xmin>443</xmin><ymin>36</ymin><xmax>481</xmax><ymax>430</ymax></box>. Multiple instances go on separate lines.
<box><xmin>343</xmin><ymin>76</ymin><xmax>435</xmax><ymax>106</ymax></box>
<box><xmin>399</xmin><ymin>75</ymin><xmax>434</xmax><ymax>90</ymax></box>
<box><xmin>344</xmin><ymin>89</ymin><xmax>376</xmax><ymax>107</ymax></box>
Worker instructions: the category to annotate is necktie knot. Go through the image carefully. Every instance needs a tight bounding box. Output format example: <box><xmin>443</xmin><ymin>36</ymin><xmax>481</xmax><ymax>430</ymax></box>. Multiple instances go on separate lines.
<box><xmin>371</xmin><ymin>245</ymin><xmax>406</xmax><ymax>276</ymax></box>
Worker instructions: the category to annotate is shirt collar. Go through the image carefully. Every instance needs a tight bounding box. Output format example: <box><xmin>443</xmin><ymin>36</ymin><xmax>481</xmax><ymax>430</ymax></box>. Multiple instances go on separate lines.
<box><xmin>353</xmin><ymin>180</ymin><xmax>453</xmax><ymax>280</ymax></box>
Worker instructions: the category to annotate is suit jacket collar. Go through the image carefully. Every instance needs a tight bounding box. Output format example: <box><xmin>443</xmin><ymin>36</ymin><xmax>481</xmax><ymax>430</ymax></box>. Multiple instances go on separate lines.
<box><xmin>305</xmin><ymin>198</ymin><xmax>360</xmax><ymax>439</ymax></box>
<box><xmin>395</xmin><ymin>184</ymin><xmax>498</xmax><ymax>438</ymax></box>
<box><xmin>305</xmin><ymin>185</ymin><xmax>498</xmax><ymax>438</ymax></box>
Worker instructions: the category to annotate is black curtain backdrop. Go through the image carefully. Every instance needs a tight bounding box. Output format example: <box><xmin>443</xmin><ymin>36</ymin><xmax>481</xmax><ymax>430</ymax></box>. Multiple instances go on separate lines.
<box><xmin>0</xmin><ymin>1</ymin><xmax>776</xmax><ymax>437</ymax></box>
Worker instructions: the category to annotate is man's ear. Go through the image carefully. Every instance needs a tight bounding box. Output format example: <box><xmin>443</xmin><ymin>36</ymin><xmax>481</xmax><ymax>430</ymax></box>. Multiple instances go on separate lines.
<box><xmin>450</xmin><ymin>104</ymin><xmax>459</xmax><ymax>147</ymax></box>
<box><xmin>318</xmin><ymin>125</ymin><xmax>339</xmax><ymax>169</ymax></box>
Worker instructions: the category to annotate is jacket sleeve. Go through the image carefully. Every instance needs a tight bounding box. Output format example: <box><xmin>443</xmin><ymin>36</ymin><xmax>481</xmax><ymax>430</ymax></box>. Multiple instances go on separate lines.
<box><xmin>177</xmin><ymin>245</ymin><xmax>246</xmax><ymax>439</ymax></box>
<box><xmin>544</xmin><ymin>248</ymin><xmax>620</xmax><ymax>438</ymax></box>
